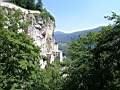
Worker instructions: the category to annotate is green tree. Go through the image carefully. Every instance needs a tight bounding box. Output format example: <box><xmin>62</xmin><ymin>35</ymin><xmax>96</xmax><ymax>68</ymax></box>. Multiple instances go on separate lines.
<box><xmin>0</xmin><ymin>7</ymin><xmax>62</xmax><ymax>90</ymax></box>
<box><xmin>62</xmin><ymin>32</ymin><xmax>98</xmax><ymax>90</ymax></box>
<box><xmin>0</xmin><ymin>7</ymin><xmax>46</xmax><ymax>90</ymax></box>
<box><xmin>42</xmin><ymin>61</ymin><xmax>63</xmax><ymax>90</ymax></box>
<box><xmin>36</xmin><ymin>0</ymin><xmax>43</xmax><ymax>11</ymax></box>
<box><xmin>62</xmin><ymin>12</ymin><xmax>120</xmax><ymax>90</ymax></box>
<box><xmin>10</xmin><ymin>0</ymin><xmax>36</xmax><ymax>10</ymax></box>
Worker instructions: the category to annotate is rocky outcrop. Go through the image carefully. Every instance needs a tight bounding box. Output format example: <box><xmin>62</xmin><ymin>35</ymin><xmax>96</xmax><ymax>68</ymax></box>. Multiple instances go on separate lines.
<box><xmin>0</xmin><ymin>2</ymin><xmax>63</xmax><ymax>68</ymax></box>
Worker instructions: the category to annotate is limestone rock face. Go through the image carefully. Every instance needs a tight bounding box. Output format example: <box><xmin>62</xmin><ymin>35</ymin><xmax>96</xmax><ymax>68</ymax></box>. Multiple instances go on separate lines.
<box><xmin>0</xmin><ymin>2</ymin><xmax>63</xmax><ymax>68</ymax></box>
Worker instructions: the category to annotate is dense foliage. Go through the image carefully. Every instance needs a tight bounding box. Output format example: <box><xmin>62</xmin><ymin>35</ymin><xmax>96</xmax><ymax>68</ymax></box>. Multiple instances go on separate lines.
<box><xmin>0</xmin><ymin>7</ymin><xmax>45</xmax><ymax>90</ymax></box>
<box><xmin>42</xmin><ymin>61</ymin><xmax>63</xmax><ymax>90</ymax></box>
<box><xmin>0</xmin><ymin>7</ymin><xmax>61</xmax><ymax>90</ymax></box>
<box><xmin>36</xmin><ymin>0</ymin><xmax>43</xmax><ymax>11</ymax></box>
<box><xmin>9</xmin><ymin>0</ymin><xmax>55</xmax><ymax>23</ymax></box>
<box><xmin>10</xmin><ymin>0</ymin><xmax>42</xmax><ymax>10</ymax></box>
<box><xmin>1</xmin><ymin>1</ymin><xmax>120</xmax><ymax>90</ymax></box>
<box><xmin>62</xmin><ymin>13</ymin><xmax>120</xmax><ymax>90</ymax></box>
<box><xmin>40</xmin><ymin>8</ymin><xmax>55</xmax><ymax>23</ymax></box>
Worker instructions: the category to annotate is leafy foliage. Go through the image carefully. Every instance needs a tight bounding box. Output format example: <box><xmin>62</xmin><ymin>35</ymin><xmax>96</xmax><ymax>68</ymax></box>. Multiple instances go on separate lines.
<box><xmin>42</xmin><ymin>61</ymin><xmax>63</xmax><ymax>90</ymax></box>
<box><xmin>0</xmin><ymin>7</ymin><xmax>62</xmax><ymax>90</ymax></box>
<box><xmin>62</xmin><ymin>13</ymin><xmax>120</xmax><ymax>90</ymax></box>
<box><xmin>10</xmin><ymin>0</ymin><xmax>36</xmax><ymax>10</ymax></box>
<box><xmin>1</xmin><ymin>1</ymin><xmax>120</xmax><ymax>90</ymax></box>
<box><xmin>0</xmin><ymin>7</ymin><xmax>46</xmax><ymax>90</ymax></box>
<box><xmin>40</xmin><ymin>8</ymin><xmax>55</xmax><ymax>24</ymax></box>
<box><xmin>36</xmin><ymin>0</ymin><xmax>43</xmax><ymax>11</ymax></box>
<box><xmin>9</xmin><ymin>0</ymin><xmax>55</xmax><ymax>23</ymax></box>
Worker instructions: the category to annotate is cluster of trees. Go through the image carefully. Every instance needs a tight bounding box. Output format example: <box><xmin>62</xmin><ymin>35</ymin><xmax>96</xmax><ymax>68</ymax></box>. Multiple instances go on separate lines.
<box><xmin>0</xmin><ymin>7</ymin><xmax>42</xmax><ymax>90</ymax></box>
<box><xmin>62</xmin><ymin>13</ymin><xmax>120</xmax><ymax>90</ymax></box>
<box><xmin>0</xmin><ymin>7</ymin><xmax>60</xmax><ymax>90</ymax></box>
<box><xmin>10</xmin><ymin>0</ymin><xmax>43</xmax><ymax>10</ymax></box>
<box><xmin>1</xmin><ymin>1</ymin><xmax>120</xmax><ymax>90</ymax></box>
<box><xmin>9</xmin><ymin>0</ymin><xmax>55</xmax><ymax>23</ymax></box>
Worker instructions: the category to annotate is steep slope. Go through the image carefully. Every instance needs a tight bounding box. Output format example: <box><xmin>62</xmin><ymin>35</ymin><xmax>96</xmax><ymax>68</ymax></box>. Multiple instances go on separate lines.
<box><xmin>54</xmin><ymin>27</ymin><xmax>102</xmax><ymax>56</ymax></box>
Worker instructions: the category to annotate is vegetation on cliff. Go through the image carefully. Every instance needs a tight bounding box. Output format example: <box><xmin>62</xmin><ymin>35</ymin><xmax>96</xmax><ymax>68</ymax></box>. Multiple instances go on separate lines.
<box><xmin>40</xmin><ymin>8</ymin><xmax>55</xmax><ymax>24</ymax></box>
<box><xmin>9</xmin><ymin>0</ymin><xmax>55</xmax><ymax>22</ymax></box>
<box><xmin>10</xmin><ymin>0</ymin><xmax>40</xmax><ymax>10</ymax></box>
<box><xmin>1</xmin><ymin>0</ymin><xmax>120</xmax><ymax>90</ymax></box>
<box><xmin>0</xmin><ymin>6</ymin><xmax>59</xmax><ymax>90</ymax></box>
<box><xmin>0</xmin><ymin>7</ymin><xmax>39</xmax><ymax>89</ymax></box>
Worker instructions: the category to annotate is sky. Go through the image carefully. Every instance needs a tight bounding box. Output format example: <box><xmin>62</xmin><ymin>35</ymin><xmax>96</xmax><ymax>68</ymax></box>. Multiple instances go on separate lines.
<box><xmin>43</xmin><ymin>0</ymin><xmax>120</xmax><ymax>33</ymax></box>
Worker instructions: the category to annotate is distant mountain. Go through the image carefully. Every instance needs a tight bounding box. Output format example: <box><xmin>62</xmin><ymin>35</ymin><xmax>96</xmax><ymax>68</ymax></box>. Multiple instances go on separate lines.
<box><xmin>54</xmin><ymin>27</ymin><xmax>102</xmax><ymax>43</ymax></box>
<box><xmin>54</xmin><ymin>31</ymin><xmax>65</xmax><ymax>35</ymax></box>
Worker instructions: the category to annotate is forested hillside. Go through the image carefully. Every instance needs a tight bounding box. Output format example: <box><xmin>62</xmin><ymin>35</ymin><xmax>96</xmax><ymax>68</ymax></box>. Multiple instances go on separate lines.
<box><xmin>54</xmin><ymin>27</ymin><xmax>101</xmax><ymax>43</ymax></box>
<box><xmin>54</xmin><ymin>27</ymin><xmax>101</xmax><ymax>56</ymax></box>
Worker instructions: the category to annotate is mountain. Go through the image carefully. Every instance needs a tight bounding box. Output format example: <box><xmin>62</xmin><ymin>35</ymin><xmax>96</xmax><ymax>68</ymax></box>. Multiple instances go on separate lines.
<box><xmin>54</xmin><ymin>27</ymin><xmax>102</xmax><ymax>43</ymax></box>
<box><xmin>54</xmin><ymin>27</ymin><xmax>102</xmax><ymax>56</ymax></box>
<box><xmin>54</xmin><ymin>31</ymin><xmax>65</xmax><ymax>35</ymax></box>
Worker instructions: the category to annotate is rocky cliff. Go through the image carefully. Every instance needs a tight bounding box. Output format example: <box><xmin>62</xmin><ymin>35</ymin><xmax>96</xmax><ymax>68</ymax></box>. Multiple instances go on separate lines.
<box><xmin>0</xmin><ymin>2</ymin><xmax>63</xmax><ymax>68</ymax></box>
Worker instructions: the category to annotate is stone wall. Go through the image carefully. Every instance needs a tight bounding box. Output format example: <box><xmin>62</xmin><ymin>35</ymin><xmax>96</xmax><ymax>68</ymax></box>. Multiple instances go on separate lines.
<box><xmin>0</xmin><ymin>2</ymin><xmax>63</xmax><ymax>69</ymax></box>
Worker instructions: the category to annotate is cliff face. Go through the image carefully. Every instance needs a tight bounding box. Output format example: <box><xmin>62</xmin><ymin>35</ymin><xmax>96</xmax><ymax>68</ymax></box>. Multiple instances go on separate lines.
<box><xmin>0</xmin><ymin>2</ymin><xmax>63</xmax><ymax>68</ymax></box>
